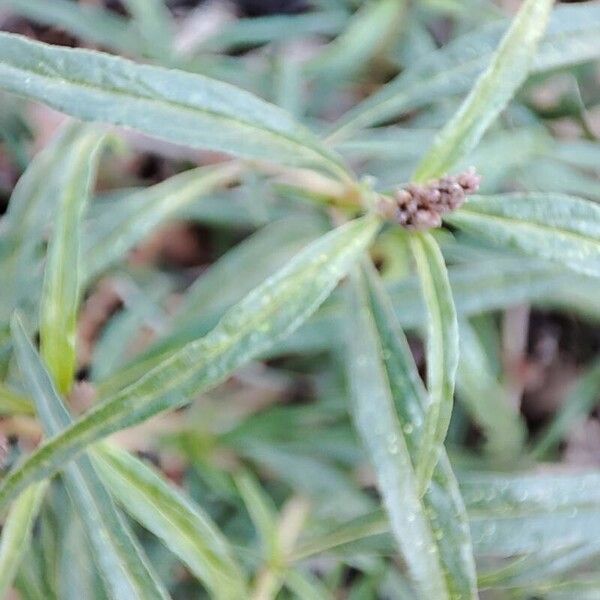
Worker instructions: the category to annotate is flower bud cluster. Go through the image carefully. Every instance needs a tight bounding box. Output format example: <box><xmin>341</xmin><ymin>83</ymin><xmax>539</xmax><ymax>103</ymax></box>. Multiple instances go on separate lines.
<box><xmin>378</xmin><ymin>168</ymin><xmax>481</xmax><ymax>230</ymax></box>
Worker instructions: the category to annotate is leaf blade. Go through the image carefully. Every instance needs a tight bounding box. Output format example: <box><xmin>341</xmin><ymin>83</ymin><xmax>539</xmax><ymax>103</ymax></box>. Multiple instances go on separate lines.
<box><xmin>345</xmin><ymin>263</ymin><xmax>476</xmax><ymax>600</ymax></box>
<box><xmin>409</xmin><ymin>233</ymin><xmax>458</xmax><ymax>494</ymax></box>
<box><xmin>11</xmin><ymin>316</ymin><xmax>170</xmax><ymax>600</ymax></box>
<box><xmin>93</xmin><ymin>444</ymin><xmax>248</xmax><ymax>600</ymax></box>
<box><xmin>0</xmin><ymin>32</ymin><xmax>348</xmax><ymax>178</ymax></box>
<box><xmin>0</xmin><ymin>481</ymin><xmax>47</xmax><ymax>599</ymax></box>
<box><xmin>39</xmin><ymin>127</ymin><xmax>104</xmax><ymax>394</ymax></box>
<box><xmin>412</xmin><ymin>0</ymin><xmax>554</xmax><ymax>182</ymax></box>
<box><xmin>445</xmin><ymin>193</ymin><xmax>600</xmax><ymax>277</ymax></box>
<box><xmin>0</xmin><ymin>216</ymin><xmax>380</xmax><ymax>511</ymax></box>
<box><xmin>357</xmin><ymin>261</ymin><xmax>477</xmax><ymax>599</ymax></box>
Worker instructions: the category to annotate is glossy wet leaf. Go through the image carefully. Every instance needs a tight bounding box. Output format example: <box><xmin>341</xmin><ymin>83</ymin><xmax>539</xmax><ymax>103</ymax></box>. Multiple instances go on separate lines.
<box><xmin>412</xmin><ymin>0</ymin><xmax>553</xmax><ymax>182</ymax></box>
<box><xmin>409</xmin><ymin>233</ymin><xmax>458</xmax><ymax>493</ymax></box>
<box><xmin>0</xmin><ymin>216</ymin><xmax>380</xmax><ymax>510</ymax></box>
<box><xmin>345</xmin><ymin>263</ymin><xmax>476</xmax><ymax>600</ymax></box>
<box><xmin>445</xmin><ymin>193</ymin><xmax>600</xmax><ymax>278</ymax></box>
<box><xmin>11</xmin><ymin>317</ymin><xmax>170</xmax><ymax>599</ymax></box>
<box><xmin>0</xmin><ymin>32</ymin><xmax>348</xmax><ymax>179</ymax></box>
<box><xmin>39</xmin><ymin>127</ymin><xmax>104</xmax><ymax>394</ymax></box>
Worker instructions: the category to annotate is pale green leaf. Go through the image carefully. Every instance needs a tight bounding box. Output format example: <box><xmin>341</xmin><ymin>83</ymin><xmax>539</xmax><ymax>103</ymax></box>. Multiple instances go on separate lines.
<box><xmin>0</xmin><ymin>216</ymin><xmax>380</xmax><ymax>511</ymax></box>
<box><xmin>96</xmin><ymin>215</ymin><xmax>327</xmax><ymax>393</ymax></box>
<box><xmin>409</xmin><ymin>233</ymin><xmax>458</xmax><ymax>493</ymax></box>
<box><xmin>330</xmin><ymin>3</ymin><xmax>598</xmax><ymax>140</ymax></box>
<box><xmin>345</xmin><ymin>264</ymin><xmax>475</xmax><ymax>600</ymax></box>
<box><xmin>0</xmin><ymin>0</ymin><xmax>145</xmax><ymax>55</ymax></box>
<box><xmin>305</xmin><ymin>0</ymin><xmax>405</xmax><ymax>79</ymax></box>
<box><xmin>349</xmin><ymin>261</ymin><xmax>477</xmax><ymax>599</ymax></box>
<box><xmin>122</xmin><ymin>0</ymin><xmax>174</xmax><ymax>59</ymax></box>
<box><xmin>412</xmin><ymin>0</ymin><xmax>553</xmax><ymax>181</ymax></box>
<box><xmin>11</xmin><ymin>316</ymin><xmax>170</xmax><ymax>600</ymax></box>
<box><xmin>445</xmin><ymin>193</ymin><xmax>600</xmax><ymax>278</ymax></box>
<box><xmin>39</xmin><ymin>127</ymin><xmax>105</xmax><ymax>394</ymax></box>
<box><xmin>0</xmin><ymin>32</ymin><xmax>348</xmax><ymax>179</ymax></box>
<box><xmin>196</xmin><ymin>12</ymin><xmax>346</xmax><ymax>54</ymax></box>
<box><xmin>0</xmin><ymin>481</ymin><xmax>47</xmax><ymax>599</ymax></box>
<box><xmin>235</xmin><ymin>471</ymin><xmax>279</xmax><ymax>561</ymax></box>
<box><xmin>0</xmin><ymin>123</ymin><xmax>90</xmax><ymax>323</ymax></box>
<box><xmin>93</xmin><ymin>444</ymin><xmax>247</xmax><ymax>600</ymax></box>
<box><xmin>0</xmin><ymin>382</ymin><xmax>34</xmax><ymax>415</ymax></box>
<box><xmin>457</xmin><ymin>319</ymin><xmax>526</xmax><ymax>462</ymax></box>
<box><xmin>83</xmin><ymin>163</ymin><xmax>242</xmax><ymax>280</ymax></box>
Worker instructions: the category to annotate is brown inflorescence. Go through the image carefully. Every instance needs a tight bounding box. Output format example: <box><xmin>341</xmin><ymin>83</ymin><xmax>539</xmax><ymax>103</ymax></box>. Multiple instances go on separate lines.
<box><xmin>378</xmin><ymin>168</ymin><xmax>481</xmax><ymax>230</ymax></box>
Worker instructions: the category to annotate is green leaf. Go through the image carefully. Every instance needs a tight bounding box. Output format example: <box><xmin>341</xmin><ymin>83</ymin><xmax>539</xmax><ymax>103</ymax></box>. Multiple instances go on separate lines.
<box><xmin>0</xmin><ymin>216</ymin><xmax>380</xmax><ymax>511</ymax></box>
<box><xmin>0</xmin><ymin>481</ymin><xmax>48</xmax><ymax>598</ymax></box>
<box><xmin>409</xmin><ymin>233</ymin><xmax>458</xmax><ymax>493</ymax></box>
<box><xmin>457</xmin><ymin>319</ymin><xmax>526</xmax><ymax>462</ymax></box>
<box><xmin>97</xmin><ymin>215</ymin><xmax>326</xmax><ymax>393</ymax></box>
<box><xmin>197</xmin><ymin>12</ymin><xmax>346</xmax><ymax>53</ymax></box>
<box><xmin>0</xmin><ymin>382</ymin><xmax>34</xmax><ymax>415</ymax></box>
<box><xmin>121</xmin><ymin>0</ymin><xmax>174</xmax><ymax>59</ymax></box>
<box><xmin>0</xmin><ymin>32</ymin><xmax>348</xmax><ymax>179</ymax></box>
<box><xmin>306</xmin><ymin>0</ymin><xmax>404</xmax><ymax>79</ymax></box>
<box><xmin>39</xmin><ymin>127</ymin><xmax>105</xmax><ymax>395</ymax></box>
<box><xmin>0</xmin><ymin>0</ymin><xmax>146</xmax><ymax>56</ymax></box>
<box><xmin>0</xmin><ymin>122</ymin><xmax>90</xmax><ymax>323</ymax></box>
<box><xmin>530</xmin><ymin>358</ymin><xmax>600</xmax><ymax>459</ymax></box>
<box><xmin>93</xmin><ymin>443</ymin><xmax>247</xmax><ymax>600</ymax></box>
<box><xmin>330</xmin><ymin>3</ymin><xmax>597</xmax><ymax>140</ymax></box>
<box><xmin>445</xmin><ymin>193</ymin><xmax>600</xmax><ymax>278</ymax></box>
<box><xmin>463</xmin><ymin>470</ymin><xmax>600</xmax><ymax>556</ymax></box>
<box><xmin>83</xmin><ymin>163</ymin><xmax>242</xmax><ymax>280</ymax></box>
<box><xmin>412</xmin><ymin>0</ymin><xmax>553</xmax><ymax>182</ymax></box>
<box><xmin>345</xmin><ymin>263</ymin><xmax>476</xmax><ymax>600</ymax></box>
<box><xmin>10</xmin><ymin>316</ymin><xmax>170</xmax><ymax>600</ymax></box>
<box><xmin>235</xmin><ymin>471</ymin><xmax>279</xmax><ymax>561</ymax></box>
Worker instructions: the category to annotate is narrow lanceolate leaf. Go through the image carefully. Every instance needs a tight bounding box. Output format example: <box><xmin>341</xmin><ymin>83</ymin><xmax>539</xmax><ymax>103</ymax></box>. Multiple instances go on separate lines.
<box><xmin>83</xmin><ymin>163</ymin><xmax>242</xmax><ymax>280</ymax></box>
<box><xmin>0</xmin><ymin>0</ymin><xmax>145</xmax><ymax>56</ymax></box>
<box><xmin>306</xmin><ymin>0</ymin><xmax>404</xmax><ymax>79</ymax></box>
<box><xmin>347</xmin><ymin>274</ymin><xmax>466</xmax><ymax>600</ymax></box>
<box><xmin>93</xmin><ymin>444</ymin><xmax>247</xmax><ymax>600</ymax></box>
<box><xmin>0</xmin><ymin>33</ymin><xmax>348</xmax><ymax>179</ymax></box>
<box><xmin>0</xmin><ymin>481</ymin><xmax>47</xmax><ymax>599</ymax></box>
<box><xmin>10</xmin><ymin>316</ymin><xmax>170</xmax><ymax>600</ymax></box>
<box><xmin>457</xmin><ymin>320</ymin><xmax>526</xmax><ymax>462</ymax></box>
<box><xmin>409</xmin><ymin>233</ymin><xmax>458</xmax><ymax>494</ymax></box>
<box><xmin>97</xmin><ymin>215</ymin><xmax>326</xmax><ymax>394</ymax></box>
<box><xmin>345</xmin><ymin>264</ymin><xmax>476</xmax><ymax>600</ymax></box>
<box><xmin>445</xmin><ymin>193</ymin><xmax>600</xmax><ymax>278</ymax></box>
<box><xmin>39</xmin><ymin>127</ymin><xmax>104</xmax><ymax>395</ymax></box>
<box><xmin>0</xmin><ymin>123</ymin><xmax>90</xmax><ymax>323</ymax></box>
<box><xmin>412</xmin><ymin>0</ymin><xmax>554</xmax><ymax>182</ymax></box>
<box><xmin>0</xmin><ymin>216</ymin><xmax>380</xmax><ymax>511</ymax></box>
<box><xmin>0</xmin><ymin>382</ymin><xmax>33</xmax><ymax>415</ymax></box>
